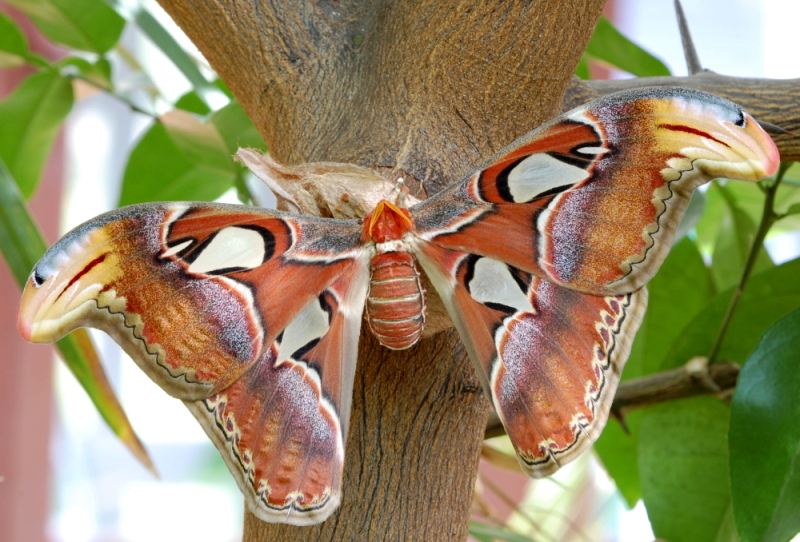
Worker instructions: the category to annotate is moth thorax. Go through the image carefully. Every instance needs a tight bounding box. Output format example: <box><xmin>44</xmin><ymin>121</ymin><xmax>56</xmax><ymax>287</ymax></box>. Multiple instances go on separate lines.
<box><xmin>366</xmin><ymin>251</ymin><xmax>427</xmax><ymax>350</ymax></box>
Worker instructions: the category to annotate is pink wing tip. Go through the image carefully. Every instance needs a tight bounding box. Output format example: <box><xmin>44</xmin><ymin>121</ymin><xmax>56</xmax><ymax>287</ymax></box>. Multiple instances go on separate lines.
<box><xmin>17</xmin><ymin>283</ymin><xmax>36</xmax><ymax>342</ymax></box>
<box><xmin>748</xmin><ymin>112</ymin><xmax>782</xmax><ymax>178</ymax></box>
<box><xmin>762</xmin><ymin>132</ymin><xmax>781</xmax><ymax>178</ymax></box>
<box><xmin>17</xmin><ymin>315</ymin><xmax>32</xmax><ymax>342</ymax></box>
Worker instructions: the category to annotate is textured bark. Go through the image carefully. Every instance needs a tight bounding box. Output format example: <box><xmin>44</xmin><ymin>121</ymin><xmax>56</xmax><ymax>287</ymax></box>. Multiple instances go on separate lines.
<box><xmin>156</xmin><ymin>0</ymin><xmax>606</xmax><ymax>540</ymax></box>
<box><xmin>564</xmin><ymin>73</ymin><xmax>800</xmax><ymax>162</ymax></box>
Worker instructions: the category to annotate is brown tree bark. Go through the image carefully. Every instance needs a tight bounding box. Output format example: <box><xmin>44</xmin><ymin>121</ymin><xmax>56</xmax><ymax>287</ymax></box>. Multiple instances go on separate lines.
<box><xmin>156</xmin><ymin>0</ymin><xmax>606</xmax><ymax>540</ymax></box>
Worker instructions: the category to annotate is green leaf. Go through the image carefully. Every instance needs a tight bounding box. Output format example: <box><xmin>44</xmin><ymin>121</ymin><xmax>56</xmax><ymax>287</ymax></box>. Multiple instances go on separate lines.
<box><xmin>769</xmin><ymin>175</ymin><xmax>800</xmax><ymax>233</ymax></box>
<box><xmin>574</xmin><ymin>55</ymin><xmax>590</xmax><ymax>80</ymax></box>
<box><xmin>162</xmin><ymin>110</ymin><xmax>233</xmax><ymax>172</ymax></box>
<box><xmin>784</xmin><ymin>202</ymin><xmax>800</xmax><ymax>217</ymax></box>
<box><xmin>59</xmin><ymin>56</ymin><xmax>114</xmax><ymax>91</ymax></box>
<box><xmin>468</xmin><ymin>521</ymin><xmax>539</xmax><ymax>542</ymax></box>
<box><xmin>0</xmin><ymin>157</ymin><xmax>154</xmax><ymax>473</ymax></box>
<box><xmin>710</xmin><ymin>183</ymin><xmax>774</xmax><ymax>292</ymax></box>
<box><xmin>0</xmin><ymin>12</ymin><xmax>30</xmax><ymax>68</ymax></box>
<box><xmin>641</xmin><ymin>237</ymin><xmax>717</xmax><ymax>376</ymax></box>
<box><xmin>783</xmin><ymin>162</ymin><xmax>800</xmax><ymax>182</ymax></box>
<box><xmin>174</xmin><ymin>91</ymin><xmax>212</xmax><ymax>115</ymax></box>
<box><xmin>0</xmin><ymin>168</ymin><xmax>48</xmax><ymax>284</ymax></box>
<box><xmin>698</xmin><ymin>177</ymin><xmax>800</xmax><ymax>252</ymax></box>
<box><xmin>0</xmin><ymin>71</ymin><xmax>74</xmax><ymax>198</ymax></box>
<box><xmin>585</xmin><ymin>17</ymin><xmax>671</xmax><ymax>77</ymax></box>
<box><xmin>211</xmin><ymin>101</ymin><xmax>267</xmax><ymax>155</ymax></box>
<box><xmin>5</xmin><ymin>0</ymin><xmax>124</xmax><ymax>53</ymax></box>
<box><xmin>595</xmin><ymin>238</ymin><xmax>714</xmax><ymax>506</ymax></box>
<box><xmin>640</xmin><ymin>396</ymin><xmax>732</xmax><ymax>542</ymax></box>
<box><xmin>695</xmin><ymin>182</ymin><xmax>727</xmax><ymax>257</ymax></box>
<box><xmin>118</xmin><ymin>110</ymin><xmax>237</xmax><ymax>205</ymax></box>
<box><xmin>675</xmin><ymin>190</ymin><xmax>707</xmax><ymax>242</ymax></box>
<box><xmin>105</xmin><ymin>0</ymin><xmax>227</xmax><ymax>111</ymax></box>
<box><xmin>660</xmin><ymin>258</ymin><xmax>800</xmax><ymax>371</ymax></box>
<box><xmin>730</xmin><ymin>309</ymin><xmax>800</xmax><ymax>542</ymax></box>
<box><xmin>593</xmin><ymin>410</ymin><xmax>644</xmax><ymax>507</ymax></box>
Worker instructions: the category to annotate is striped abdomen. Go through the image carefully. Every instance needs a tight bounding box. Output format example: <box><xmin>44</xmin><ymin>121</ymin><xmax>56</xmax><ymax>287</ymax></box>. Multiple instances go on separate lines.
<box><xmin>366</xmin><ymin>251</ymin><xmax>426</xmax><ymax>350</ymax></box>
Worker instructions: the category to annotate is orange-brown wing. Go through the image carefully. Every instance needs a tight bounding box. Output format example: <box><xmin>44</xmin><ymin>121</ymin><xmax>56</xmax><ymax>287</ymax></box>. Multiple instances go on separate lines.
<box><xmin>184</xmin><ymin>262</ymin><xmax>368</xmax><ymax>524</ymax></box>
<box><xmin>412</xmin><ymin>87</ymin><xmax>779</xmax><ymax>295</ymax></box>
<box><xmin>18</xmin><ymin>202</ymin><xmax>366</xmax><ymax>400</ymax></box>
<box><xmin>414</xmin><ymin>242</ymin><xmax>646</xmax><ymax>476</ymax></box>
<box><xmin>18</xmin><ymin>202</ymin><xmax>370</xmax><ymax>525</ymax></box>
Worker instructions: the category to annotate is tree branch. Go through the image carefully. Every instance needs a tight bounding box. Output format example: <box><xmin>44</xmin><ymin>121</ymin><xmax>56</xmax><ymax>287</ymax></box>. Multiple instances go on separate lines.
<box><xmin>612</xmin><ymin>360</ymin><xmax>739</xmax><ymax>413</ymax></box>
<box><xmin>563</xmin><ymin>73</ymin><xmax>800</xmax><ymax>161</ymax></box>
<box><xmin>485</xmin><ymin>360</ymin><xmax>741</xmax><ymax>439</ymax></box>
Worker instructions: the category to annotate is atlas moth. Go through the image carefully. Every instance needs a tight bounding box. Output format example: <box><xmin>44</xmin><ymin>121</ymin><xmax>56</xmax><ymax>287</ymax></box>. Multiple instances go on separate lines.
<box><xmin>18</xmin><ymin>87</ymin><xmax>779</xmax><ymax>525</ymax></box>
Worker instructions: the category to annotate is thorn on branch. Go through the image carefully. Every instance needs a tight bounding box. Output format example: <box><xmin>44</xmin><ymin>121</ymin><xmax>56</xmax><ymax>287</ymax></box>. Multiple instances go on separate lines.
<box><xmin>674</xmin><ymin>0</ymin><xmax>703</xmax><ymax>75</ymax></box>
<box><xmin>610</xmin><ymin>407</ymin><xmax>631</xmax><ymax>435</ymax></box>
<box><xmin>758</xmin><ymin>119</ymin><xmax>795</xmax><ymax>136</ymax></box>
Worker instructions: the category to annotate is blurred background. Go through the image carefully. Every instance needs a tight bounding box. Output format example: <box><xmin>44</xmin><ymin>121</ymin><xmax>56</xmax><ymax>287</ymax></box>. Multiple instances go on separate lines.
<box><xmin>1</xmin><ymin>0</ymin><xmax>798</xmax><ymax>541</ymax></box>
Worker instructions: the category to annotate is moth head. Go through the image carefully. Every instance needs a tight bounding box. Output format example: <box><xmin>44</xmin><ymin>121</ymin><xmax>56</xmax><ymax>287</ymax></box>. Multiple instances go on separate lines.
<box><xmin>362</xmin><ymin>200</ymin><xmax>414</xmax><ymax>244</ymax></box>
<box><xmin>656</xmin><ymin>100</ymin><xmax>780</xmax><ymax>183</ymax></box>
<box><xmin>18</xmin><ymin>227</ymin><xmax>123</xmax><ymax>343</ymax></box>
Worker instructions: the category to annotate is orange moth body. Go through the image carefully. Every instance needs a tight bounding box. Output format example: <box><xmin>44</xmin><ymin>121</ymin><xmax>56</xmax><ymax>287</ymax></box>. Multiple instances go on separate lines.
<box><xmin>362</xmin><ymin>200</ymin><xmax>426</xmax><ymax>349</ymax></box>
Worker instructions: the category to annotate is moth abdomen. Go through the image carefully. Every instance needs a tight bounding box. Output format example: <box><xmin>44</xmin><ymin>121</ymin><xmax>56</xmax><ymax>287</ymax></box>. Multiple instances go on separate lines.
<box><xmin>365</xmin><ymin>251</ymin><xmax>426</xmax><ymax>350</ymax></box>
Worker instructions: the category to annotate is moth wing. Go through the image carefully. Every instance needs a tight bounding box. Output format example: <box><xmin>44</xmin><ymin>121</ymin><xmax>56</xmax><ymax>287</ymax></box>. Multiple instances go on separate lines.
<box><xmin>413</xmin><ymin>87</ymin><xmax>779</xmax><ymax>295</ymax></box>
<box><xmin>185</xmin><ymin>258</ymin><xmax>369</xmax><ymax>525</ymax></box>
<box><xmin>18</xmin><ymin>201</ymin><xmax>371</xmax><ymax>525</ymax></box>
<box><xmin>414</xmin><ymin>242</ymin><xmax>647</xmax><ymax>476</ymax></box>
<box><xmin>18</xmin><ymin>202</ymin><xmax>366</xmax><ymax>401</ymax></box>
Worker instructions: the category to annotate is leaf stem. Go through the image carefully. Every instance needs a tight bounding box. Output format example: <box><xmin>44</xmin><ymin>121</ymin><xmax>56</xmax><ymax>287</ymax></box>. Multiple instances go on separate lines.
<box><xmin>707</xmin><ymin>163</ymin><xmax>791</xmax><ymax>364</ymax></box>
<box><xmin>114</xmin><ymin>42</ymin><xmax>146</xmax><ymax>73</ymax></box>
<box><xmin>71</xmin><ymin>74</ymin><xmax>159</xmax><ymax>118</ymax></box>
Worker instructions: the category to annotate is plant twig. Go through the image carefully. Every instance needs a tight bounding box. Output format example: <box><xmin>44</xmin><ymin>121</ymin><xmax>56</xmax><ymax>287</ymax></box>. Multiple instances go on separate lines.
<box><xmin>706</xmin><ymin>162</ymin><xmax>790</xmax><ymax>364</ymax></box>
<box><xmin>484</xmin><ymin>360</ymin><xmax>741</xmax><ymax>438</ymax></box>
<box><xmin>612</xmin><ymin>360</ymin><xmax>739</xmax><ymax>415</ymax></box>
<box><xmin>71</xmin><ymin>74</ymin><xmax>159</xmax><ymax>118</ymax></box>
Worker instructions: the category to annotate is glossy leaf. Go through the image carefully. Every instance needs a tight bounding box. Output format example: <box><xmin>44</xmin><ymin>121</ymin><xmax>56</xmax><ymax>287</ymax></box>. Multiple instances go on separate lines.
<box><xmin>595</xmin><ymin>237</ymin><xmax>715</xmax><ymax>506</ymax></box>
<box><xmin>585</xmin><ymin>16</ymin><xmax>671</xmax><ymax>77</ymax></box>
<box><xmin>118</xmin><ymin>110</ymin><xmax>236</xmax><ymax>205</ymax></box>
<box><xmin>697</xmin><ymin>179</ymin><xmax>800</xmax><ymax>254</ymax></box>
<box><xmin>0</xmin><ymin>71</ymin><xmax>73</xmax><ymax>198</ymax></box>
<box><xmin>784</xmin><ymin>202</ymin><xmax>800</xmax><ymax>217</ymax></box>
<box><xmin>640</xmin><ymin>396</ymin><xmax>732</xmax><ymax>542</ymax></box>
<box><xmin>730</xmin><ymin>309</ymin><xmax>800</xmax><ymax>542</ymax></box>
<box><xmin>4</xmin><ymin>0</ymin><xmax>124</xmax><ymax>53</ymax></box>
<box><xmin>711</xmin><ymin>183</ymin><xmax>773</xmax><ymax>291</ymax></box>
<box><xmin>771</xmin><ymin>179</ymin><xmax>800</xmax><ymax>231</ymax></box>
<box><xmin>0</xmin><ymin>11</ymin><xmax>30</xmax><ymax>68</ymax></box>
<box><xmin>695</xmin><ymin>182</ymin><xmax>738</xmax><ymax>257</ymax></box>
<box><xmin>660</xmin><ymin>258</ymin><xmax>800</xmax><ymax>372</ymax></box>
<box><xmin>0</xmin><ymin>157</ymin><xmax>153</xmax><ymax>472</ymax></box>
<box><xmin>641</xmin><ymin>238</ymin><xmax>717</xmax><ymax>376</ymax></box>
